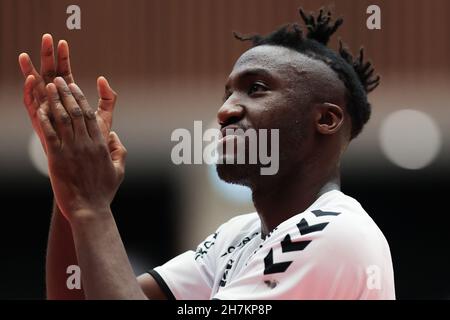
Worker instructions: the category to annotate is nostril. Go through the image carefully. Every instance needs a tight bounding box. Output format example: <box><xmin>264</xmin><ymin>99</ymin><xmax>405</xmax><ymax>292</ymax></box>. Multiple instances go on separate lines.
<box><xmin>220</xmin><ymin>116</ymin><xmax>240</xmax><ymax>128</ymax></box>
<box><xmin>217</xmin><ymin>103</ymin><xmax>245</xmax><ymax>127</ymax></box>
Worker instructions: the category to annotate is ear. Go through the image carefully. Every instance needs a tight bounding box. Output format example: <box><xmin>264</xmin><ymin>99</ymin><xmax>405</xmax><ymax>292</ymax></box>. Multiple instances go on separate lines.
<box><xmin>314</xmin><ymin>103</ymin><xmax>345</xmax><ymax>135</ymax></box>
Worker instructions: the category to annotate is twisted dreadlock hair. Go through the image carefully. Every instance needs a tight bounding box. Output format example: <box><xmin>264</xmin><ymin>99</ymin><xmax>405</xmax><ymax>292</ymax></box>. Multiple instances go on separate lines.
<box><xmin>234</xmin><ymin>8</ymin><xmax>380</xmax><ymax>139</ymax></box>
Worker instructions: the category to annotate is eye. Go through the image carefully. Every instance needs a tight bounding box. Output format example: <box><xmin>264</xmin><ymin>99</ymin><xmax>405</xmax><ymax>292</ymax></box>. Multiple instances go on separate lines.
<box><xmin>248</xmin><ymin>82</ymin><xmax>268</xmax><ymax>96</ymax></box>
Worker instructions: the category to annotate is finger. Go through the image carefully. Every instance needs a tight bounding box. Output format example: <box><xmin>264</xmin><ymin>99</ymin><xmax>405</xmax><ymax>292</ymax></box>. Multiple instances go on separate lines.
<box><xmin>97</xmin><ymin>77</ymin><xmax>117</xmax><ymax>112</ymax></box>
<box><xmin>24</xmin><ymin>75</ymin><xmax>43</xmax><ymax>139</ymax></box>
<box><xmin>96</xmin><ymin>77</ymin><xmax>117</xmax><ymax>133</ymax></box>
<box><xmin>54</xmin><ymin>77</ymin><xmax>88</xmax><ymax>138</ymax></box>
<box><xmin>24</xmin><ymin>76</ymin><xmax>53</xmax><ymax>154</ymax></box>
<box><xmin>40</xmin><ymin>34</ymin><xmax>56</xmax><ymax>84</ymax></box>
<box><xmin>24</xmin><ymin>75</ymin><xmax>51</xmax><ymax>125</ymax></box>
<box><xmin>18</xmin><ymin>53</ymin><xmax>47</xmax><ymax>103</ymax></box>
<box><xmin>23</xmin><ymin>75</ymin><xmax>39</xmax><ymax>116</ymax></box>
<box><xmin>68</xmin><ymin>83</ymin><xmax>103</xmax><ymax>142</ymax></box>
<box><xmin>38</xmin><ymin>108</ymin><xmax>61</xmax><ymax>153</ymax></box>
<box><xmin>46</xmin><ymin>83</ymin><xmax>74</xmax><ymax>142</ymax></box>
<box><xmin>108</xmin><ymin>131</ymin><xmax>127</xmax><ymax>177</ymax></box>
<box><xmin>97</xmin><ymin>76</ymin><xmax>117</xmax><ymax>124</ymax></box>
<box><xmin>56</xmin><ymin>40</ymin><xmax>74</xmax><ymax>84</ymax></box>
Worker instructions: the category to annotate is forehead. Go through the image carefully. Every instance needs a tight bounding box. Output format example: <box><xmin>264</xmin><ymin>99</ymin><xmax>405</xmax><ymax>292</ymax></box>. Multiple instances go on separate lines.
<box><xmin>230</xmin><ymin>45</ymin><xmax>342</xmax><ymax>86</ymax></box>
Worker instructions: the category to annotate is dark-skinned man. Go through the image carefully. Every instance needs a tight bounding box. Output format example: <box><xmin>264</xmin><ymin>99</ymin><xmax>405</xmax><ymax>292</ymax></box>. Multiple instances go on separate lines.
<box><xmin>20</xmin><ymin>9</ymin><xmax>395</xmax><ymax>300</ymax></box>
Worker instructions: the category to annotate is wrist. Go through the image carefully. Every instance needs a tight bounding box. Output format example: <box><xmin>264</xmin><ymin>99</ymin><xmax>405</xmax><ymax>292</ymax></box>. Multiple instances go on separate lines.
<box><xmin>67</xmin><ymin>206</ymin><xmax>113</xmax><ymax>227</ymax></box>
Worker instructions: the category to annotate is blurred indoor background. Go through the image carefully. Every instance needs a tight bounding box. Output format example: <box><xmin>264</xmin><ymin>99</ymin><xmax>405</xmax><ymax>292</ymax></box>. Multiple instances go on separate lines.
<box><xmin>0</xmin><ymin>0</ymin><xmax>449</xmax><ymax>299</ymax></box>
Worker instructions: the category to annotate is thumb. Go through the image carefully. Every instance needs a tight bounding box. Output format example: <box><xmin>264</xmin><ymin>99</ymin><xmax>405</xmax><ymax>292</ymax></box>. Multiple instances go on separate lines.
<box><xmin>108</xmin><ymin>131</ymin><xmax>127</xmax><ymax>178</ymax></box>
<box><xmin>97</xmin><ymin>76</ymin><xmax>117</xmax><ymax>113</ymax></box>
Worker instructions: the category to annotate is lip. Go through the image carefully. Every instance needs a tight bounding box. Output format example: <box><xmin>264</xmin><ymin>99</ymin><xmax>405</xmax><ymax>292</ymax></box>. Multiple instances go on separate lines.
<box><xmin>220</xmin><ymin>125</ymin><xmax>246</xmax><ymax>138</ymax></box>
<box><xmin>218</xmin><ymin>134</ymin><xmax>240</xmax><ymax>144</ymax></box>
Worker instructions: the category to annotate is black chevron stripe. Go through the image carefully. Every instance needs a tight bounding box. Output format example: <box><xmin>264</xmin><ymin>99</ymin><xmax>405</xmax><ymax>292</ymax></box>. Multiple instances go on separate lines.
<box><xmin>311</xmin><ymin>209</ymin><xmax>341</xmax><ymax>217</ymax></box>
<box><xmin>281</xmin><ymin>234</ymin><xmax>311</xmax><ymax>253</ymax></box>
<box><xmin>263</xmin><ymin>211</ymin><xmax>340</xmax><ymax>275</ymax></box>
<box><xmin>263</xmin><ymin>248</ymin><xmax>292</xmax><ymax>275</ymax></box>
<box><xmin>297</xmin><ymin>218</ymin><xmax>329</xmax><ymax>235</ymax></box>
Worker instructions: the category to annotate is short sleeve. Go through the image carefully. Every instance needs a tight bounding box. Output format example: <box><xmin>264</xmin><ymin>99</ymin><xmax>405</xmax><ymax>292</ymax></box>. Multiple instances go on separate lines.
<box><xmin>212</xmin><ymin>211</ymin><xmax>395</xmax><ymax>300</ymax></box>
<box><xmin>149</xmin><ymin>227</ymin><xmax>222</xmax><ymax>300</ymax></box>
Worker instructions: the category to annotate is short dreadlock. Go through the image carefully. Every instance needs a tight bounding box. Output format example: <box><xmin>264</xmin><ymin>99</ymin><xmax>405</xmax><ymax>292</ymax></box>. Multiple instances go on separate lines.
<box><xmin>234</xmin><ymin>8</ymin><xmax>380</xmax><ymax>139</ymax></box>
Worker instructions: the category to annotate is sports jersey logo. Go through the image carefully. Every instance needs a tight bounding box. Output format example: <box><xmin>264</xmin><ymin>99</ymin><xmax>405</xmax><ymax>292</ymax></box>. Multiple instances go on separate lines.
<box><xmin>220</xmin><ymin>232</ymin><xmax>260</xmax><ymax>258</ymax></box>
<box><xmin>195</xmin><ymin>232</ymin><xmax>219</xmax><ymax>260</ymax></box>
<box><xmin>264</xmin><ymin>210</ymin><xmax>341</xmax><ymax>275</ymax></box>
<box><xmin>219</xmin><ymin>259</ymin><xmax>235</xmax><ymax>287</ymax></box>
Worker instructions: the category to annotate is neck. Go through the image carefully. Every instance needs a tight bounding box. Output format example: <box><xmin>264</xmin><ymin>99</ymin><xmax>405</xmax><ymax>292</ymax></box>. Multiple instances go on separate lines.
<box><xmin>251</xmin><ymin>164</ymin><xmax>341</xmax><ymax>237</ymax></box>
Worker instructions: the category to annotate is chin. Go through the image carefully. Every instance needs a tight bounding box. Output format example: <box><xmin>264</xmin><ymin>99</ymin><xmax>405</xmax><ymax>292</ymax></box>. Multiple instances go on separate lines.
<box><xmin>215</xmin><ymin>163</ymin><xmax>259</xmax><ymax>187</ymax></box>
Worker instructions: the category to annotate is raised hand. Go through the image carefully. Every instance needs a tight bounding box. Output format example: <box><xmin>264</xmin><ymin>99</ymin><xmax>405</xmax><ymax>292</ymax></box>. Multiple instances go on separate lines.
<box><xmin>37</xmin><ymin>77</ymin><xmax>126</xmax><ymax>220</ymax></box>
<box><xmin>19</xmin><ymin>34</ymin><xmax>117</xmax><ymax>153</ymax></box>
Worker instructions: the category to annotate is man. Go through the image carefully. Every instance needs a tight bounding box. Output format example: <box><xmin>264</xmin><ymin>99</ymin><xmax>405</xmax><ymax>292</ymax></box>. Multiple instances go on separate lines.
<box><xmin>20</xmin><ymin>9</ymin><xmax>395</xmax><ymax>299</ymax></box>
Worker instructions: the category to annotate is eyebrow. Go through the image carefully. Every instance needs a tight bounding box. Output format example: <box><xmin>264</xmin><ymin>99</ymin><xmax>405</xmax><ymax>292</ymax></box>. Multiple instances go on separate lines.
<box><xmin>237</xmin><ymin>68</ymin><xmax>274</xmax><ymax>79</ymax></box>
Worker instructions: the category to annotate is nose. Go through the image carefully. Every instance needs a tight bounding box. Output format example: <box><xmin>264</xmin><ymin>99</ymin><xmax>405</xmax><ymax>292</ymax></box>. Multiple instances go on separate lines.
<box><xmin>217</xmin><ymin>100</ymin><xmax>245</xmax><ymax>127</ymax></box>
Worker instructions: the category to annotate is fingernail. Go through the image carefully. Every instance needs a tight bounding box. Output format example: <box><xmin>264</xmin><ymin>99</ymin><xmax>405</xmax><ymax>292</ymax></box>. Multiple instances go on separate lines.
<box><xmin>100</xmin><ymin>76</ymin><xmax>110</xmax><ymax>87</ymax></box>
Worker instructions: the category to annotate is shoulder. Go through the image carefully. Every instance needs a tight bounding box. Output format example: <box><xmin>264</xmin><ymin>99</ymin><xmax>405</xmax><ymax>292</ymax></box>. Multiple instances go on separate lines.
<box><xmin>246</xmin><ymin>191</ymin><xmax>394</xmax><ymax>299</ymax></box>
<box><xmin>194</xmin><ymin>212</ymin><xmax>260</xmax><ymax>260</ymax></box>
<box><xmin>213</xmin><ymin>212</ymin><xmax>261</xmax><ymax>246</ymax></box>
<box><xmin>259</xmin><ymin>190</ymin><xmax>392</xmax><ymax>273</ymax></box>
<box><xmin>214</xmin><ymin>212</ymin><xmax>261</xmax><ymax>240</ymax></box>
<box><xmin>318</xmin><ymin>190</ymin><xmax>390</xmax><ymax>257</ymax></box>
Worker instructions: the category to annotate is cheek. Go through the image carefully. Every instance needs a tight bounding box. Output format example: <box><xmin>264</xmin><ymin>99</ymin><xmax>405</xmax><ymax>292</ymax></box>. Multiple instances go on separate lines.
<box><xmin>246</xmin><ymin>95</ymin><xmax>294</xmax><ymax>129</ymax></box>
<box><xmin>245</xmin><ymin>104</ymin><xmax>304</xmax><ymax>162</ymax></box>
<box><xmin>258</xmin><ymin>97</ymin><xmax>310</xmax><ymax>135</ymax></box>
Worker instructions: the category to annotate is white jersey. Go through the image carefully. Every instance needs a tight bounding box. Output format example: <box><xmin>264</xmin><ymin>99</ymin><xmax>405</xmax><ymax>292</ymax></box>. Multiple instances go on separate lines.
<box><xmin>149</xmin><ymin>190</ymin><xmax>395</xmax><ymax>300</ymax></box>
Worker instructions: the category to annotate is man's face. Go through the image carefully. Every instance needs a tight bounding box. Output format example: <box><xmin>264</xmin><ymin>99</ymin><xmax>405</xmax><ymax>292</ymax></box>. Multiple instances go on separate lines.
<box><xmin>216</xmin><ymin>45</ymin><xmax>340</xmax><ymax>187</ymax></box>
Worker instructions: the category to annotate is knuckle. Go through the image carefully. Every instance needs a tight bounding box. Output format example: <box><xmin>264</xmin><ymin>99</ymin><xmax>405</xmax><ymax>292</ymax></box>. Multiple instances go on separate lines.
<box><xmin>71</xmin><ymin>89</ymin><xmax>81</xmax><ymax>98</ymax></box>
<box><xmin>70</xmin><ymin>107</ymin><xmax>83</xmax><ymax>118</ymax></box>
<box><xmin>59</xmin><ymin>111</ymin><xmax>71</xmax><ymax>125</ymax></box>
<box><xmin>79</xmin><ymin>96</ymin><xmax>89</xmax><ymax>106</ymax></box>
<box><xmin>76</xmin><ymin>92</ymin><xmax>86</xmax><ymax>100</ymax></box>
<box><xmin>50</xmin><ymin>92</ymin><xmax>60</xmax><ymax>104</ymax></box>
<box><xmin>60</xmin><ymin>86</ymin><xmax>72</xmax><ymax>97</ymax></box>
<box><xmin>84</xmin><ymin>109</ymin><xmax>96</xmax><ymax>120</ymax></box>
